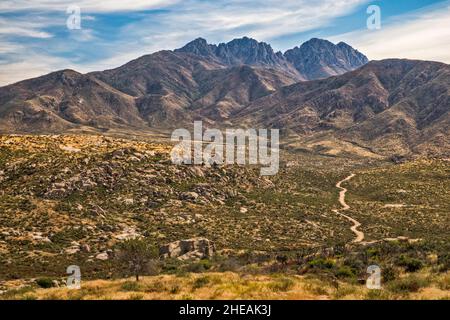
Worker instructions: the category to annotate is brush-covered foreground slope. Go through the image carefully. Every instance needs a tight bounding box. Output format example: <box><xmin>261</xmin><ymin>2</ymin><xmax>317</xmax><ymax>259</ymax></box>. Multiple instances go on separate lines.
<box><xmin>2</xmin><ymin>271</ymin><xmax>449</xmax><ymax>300</ymax></box>
<box><xmin>0</xmin><ymin>135</ymin><xmax>448</xmax><ymax>285</ymax></box>
<box><xmin>240</xmin><ymin>59</ymin><xmax>450</xmax><ymax>156</ymax></box>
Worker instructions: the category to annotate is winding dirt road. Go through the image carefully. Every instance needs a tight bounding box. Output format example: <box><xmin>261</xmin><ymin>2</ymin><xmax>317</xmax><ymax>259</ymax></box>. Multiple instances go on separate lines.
<box><xmin>332</xmin><ymin>173</ymin><xmax>365</xmax><ymax>243</ymax></box>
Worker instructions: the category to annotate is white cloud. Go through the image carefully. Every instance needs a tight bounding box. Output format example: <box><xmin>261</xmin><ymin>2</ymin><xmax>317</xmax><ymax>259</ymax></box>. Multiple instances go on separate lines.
<box><xmin>330</xmin><ymin>2</ymin><xmax>450</xmax><ymax>63</ymax></box>
<box><xmin>0</xmin><ymin>0</ymin><xmax>181</xmax><ymax>13</ymax></box>
<box><xmin>0</xmin><ymin>18</ymin><xmax>54</xmax><ymax>38</ymax></box>
<box><xmin>85</xmin><ymin>0</ymin><xmax>369</xmax><ymax>72</ymax></box>
<box><xmin>10</xmin><ymin>0</ymin><xmax>450</xmax><ymax>87</ymax></box>
<box><xmin>150</xmin><ymin>0</ymin><xmax>369</xmax><ymax>42</ymax></box>
<box><xmin>0</xmin><ymin>54</ymin><xmax>76</xmax><ymax>85</ymax></box>
<box><xmin>0</xmin><ymin>0</ymin><xmax>371</xmax><ymax>85</ymax></box>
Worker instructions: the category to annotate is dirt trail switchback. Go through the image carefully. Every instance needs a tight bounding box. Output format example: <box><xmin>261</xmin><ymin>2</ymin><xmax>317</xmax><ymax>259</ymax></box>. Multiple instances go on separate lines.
<box><xmin>332</xmin><ymin>173</ymin><xmax>364</xmax><ymax>243</ymax></box>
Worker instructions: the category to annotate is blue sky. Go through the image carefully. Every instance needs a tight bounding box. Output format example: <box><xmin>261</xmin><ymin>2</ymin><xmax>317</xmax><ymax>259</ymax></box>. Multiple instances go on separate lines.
<box><xmin>0</xmin><ymin>0</ymin><xmax>449</xmax><ymax>85</ymax></box>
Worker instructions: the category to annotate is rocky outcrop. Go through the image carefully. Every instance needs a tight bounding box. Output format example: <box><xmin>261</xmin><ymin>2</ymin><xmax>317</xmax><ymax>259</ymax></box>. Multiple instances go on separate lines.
<box><xmin>159</xmin><ymin>237</ymin><xmax>215</xmax><ymax>261</ymax></box>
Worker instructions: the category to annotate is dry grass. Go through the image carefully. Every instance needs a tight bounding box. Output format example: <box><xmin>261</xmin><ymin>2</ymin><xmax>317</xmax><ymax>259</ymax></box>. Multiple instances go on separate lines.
<box><xmin>1</xmin><ymin>272</ymin><xmax>448</xmax><ymax>300</ymax></box>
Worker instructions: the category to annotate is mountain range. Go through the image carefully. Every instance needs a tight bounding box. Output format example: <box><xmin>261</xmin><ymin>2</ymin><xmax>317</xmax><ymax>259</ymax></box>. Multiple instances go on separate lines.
<box><xmin>0</xmin><ymin>37</ymin><xmax>449</xmax><ymax>157</ymax></box>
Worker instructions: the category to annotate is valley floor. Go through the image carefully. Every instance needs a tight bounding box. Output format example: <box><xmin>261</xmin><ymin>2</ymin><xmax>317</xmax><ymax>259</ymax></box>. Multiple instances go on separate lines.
<box><xmin>0</xmin><ymin>134</ymin><xmax>448</xmax><ymax>300</ymax></box>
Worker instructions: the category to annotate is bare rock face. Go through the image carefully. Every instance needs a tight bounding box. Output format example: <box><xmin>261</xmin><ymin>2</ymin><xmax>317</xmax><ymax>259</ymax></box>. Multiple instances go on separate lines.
<box><xmin>284</xmin><ymin>38</ymin><xmax>368</xmax><ymax>80</ymax></box>
<box><xmin>159</xmin><ymin>237</ymin><xmax>215</xmax><ymax>260</ymax></box>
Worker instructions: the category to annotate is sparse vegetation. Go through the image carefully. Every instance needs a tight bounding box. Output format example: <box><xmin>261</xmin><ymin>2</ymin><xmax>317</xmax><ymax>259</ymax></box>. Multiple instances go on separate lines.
<box><xmin>116</xmin><ymin>238</ymin><xmax>159</xmax><ymax>281</ymax></box>
<box><xmin>0</xmin><ymin>135</ymin><xmax>447</xmax><ymax>300</ymax></box>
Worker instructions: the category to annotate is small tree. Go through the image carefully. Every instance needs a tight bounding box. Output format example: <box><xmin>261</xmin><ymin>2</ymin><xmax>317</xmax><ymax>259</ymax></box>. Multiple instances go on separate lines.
<box><xmin>117</xmin><ymin>238</ymin><xmax>159</xmax><ymax>281</ymax></box>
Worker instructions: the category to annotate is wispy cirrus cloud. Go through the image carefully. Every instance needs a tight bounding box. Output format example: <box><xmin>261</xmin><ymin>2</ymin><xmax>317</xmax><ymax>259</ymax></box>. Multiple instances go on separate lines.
<box><xmin>0</xmin><ymin>52</ymin><xmax>75</xmax><ymax>85</ymax></box>
<box><xmin>0</xmin><ymin>0</ymin><xmax>181</xmax><ymax>13</ymax></box>
<box><xmin>0</xmin><ymin>0</ymin><xmax>448</xmax><ymax>87</ymax></box>
<box><xmin>0</xmin><ymin>0</ymin><xmax>370</xmax><ymax>85</ymax></box>
<box><xmin>0</xmin><ymin>17</ymin><xmax>54</xmax><ymax>38</ymax></box>
<box><xmin>330</xmin><ymin>1</ymin><xmax>450</xmax><ymax>63</ymax></box>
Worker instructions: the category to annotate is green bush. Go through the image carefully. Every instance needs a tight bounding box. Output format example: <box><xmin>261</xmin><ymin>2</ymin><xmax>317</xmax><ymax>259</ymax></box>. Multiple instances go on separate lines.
<box><xmin>397</xmin><ymin>255</ymin><xmax>423</xmax><ymax>272</ymax></box>
<box><xmin>335</xmin><ymin>266</ymin><xmax>355</xmax><ymax>279</ymax></box>
<box><xmin>388</xmin><ymin>275</ymin><xmax>429</xmax><ymax>293</ymax></box>
<box><xmin>185</xmin><ymin>259</ymin><xmax>213</xmax><ymax>273</ymax></box>
<box><xmin>35</xmin><ymin>278</ymin><xmax>54</xmax><ymax>289</ymax></box>
<box><xmin>308</xmin><ymin>258</ymin><xmax>335</xmax><ymax>270</ymax></box>
<box><xmin>343</xmin><ymin>256</ymin><xmax>365</xmax><ymax>273</ymax></box>
<box><xmin>192</xmin><ymin>276</ymin><xmax>210</xmax><ymax>289</ymax></box>
<box><xmin>366</xmin><ymin>248</ymin><xmax>380</xmax><ymax>258</ymax></box>
<box><xmin>121</xmin><ymin>281</ymin><xmax>141</xmax><ymax>292</ymax></box>
<box><xmin>382</xmin><ymin>266</ymin><xmax>398</xmax><ymax>283</ymax></box>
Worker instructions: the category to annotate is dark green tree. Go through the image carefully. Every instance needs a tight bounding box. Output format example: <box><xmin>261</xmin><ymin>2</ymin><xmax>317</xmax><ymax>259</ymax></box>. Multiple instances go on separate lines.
<box><xmin>117</xmin><ymin>238</ymin><xmax>159</xmax><ymax>281</ymax></box>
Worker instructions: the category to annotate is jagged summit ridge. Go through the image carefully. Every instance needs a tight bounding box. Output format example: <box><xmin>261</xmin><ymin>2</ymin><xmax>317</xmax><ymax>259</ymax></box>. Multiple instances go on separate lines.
<box><xmin>177</xmin><ymin>37</ymin><xmax>369</xmax><ymax>80</ymax></box>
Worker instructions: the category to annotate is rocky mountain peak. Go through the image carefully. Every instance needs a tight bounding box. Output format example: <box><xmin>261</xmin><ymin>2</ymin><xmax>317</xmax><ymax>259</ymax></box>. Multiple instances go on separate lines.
<box><xmin>215</xmin><ymin>37</ymin><xmax>281</xmax><ymax>66</ymax></box>
<box><xmin>284</xmin><ymin>38</ymin><xmax>369</xmax><ymax>80</ymax></box>
<box><xmin>175</xmin><ymin>37</ymin><xmax>368</xmax><ymax>80</ymax></box>
<box><xmin>175</xmin><ymin>37</ymin><xmax>217</xmax><ymax>57</ymax></box>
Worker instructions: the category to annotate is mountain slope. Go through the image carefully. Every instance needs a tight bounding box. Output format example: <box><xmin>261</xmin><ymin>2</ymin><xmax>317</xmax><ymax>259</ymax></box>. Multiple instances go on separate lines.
<box><xmin>238</xmin><ymin>59</ymin><xmax>450</xmax><ymax>155</ymax></box>
<box><xmin>0</xmin><ymin>37</ymin><xmax>448</xmax><ymax>156</ymax></box>
<box><xmin>0</xmin><ymin>40</ymin><xmax>303</xmax><ymax>131</ymax></box>
<box><xmin>0</xmin><ymin>70</ymin><xmax>144</xmax><ymax>132</ymax></box>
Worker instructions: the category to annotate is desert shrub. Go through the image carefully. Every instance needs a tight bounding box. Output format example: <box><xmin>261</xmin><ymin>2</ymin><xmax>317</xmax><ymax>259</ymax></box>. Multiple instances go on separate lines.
<box><xmin>365</xmin><ymin>290</ymin><xmax>392</xmax><ymax>300</ymax></box>
<box><xmin>218</xmin><ymin>257</ymin><xmax>241</xmax><ymax>272</ymax></box>
<box><xmin>437</xmin><ymin>274</ymin><xmax>450</xmax><ymax>291</ymax></box>
<box><xmin>269</xmin><ymin>277</ymin><xmax>294</xmax><ymax>292</ymax></box>
<box><xmin>335</xmin><ymin>266</ymin><xmax>355</xmax><ymax>279</ymax></box>
<box><xmin>185</xmin><ymin>259</ymin><xmax>213</xmax><ymax>273</ymax></box>
<box><xmin>308</xmin><ymin>258</ymin><xmax>335</xmax><ymax>270</ymax></box>
<box><xmin>438</xmin><ymin>253</ymin><xmax>449</xmax><ymax>272</ymax></box>
<box><xmin>35</xmin><ymin>277</ymin><xmax>54</xmax><ymax>288</ymax></box>
<box><xmin>121</xmin><ymin>281</ymin><xmax>141</xmax><ymax>292</ymax></box>
<box><xmin>382</xmin><ymin>266</ymin><xmax>398</xmax><ymax>283</ymax></box>
<box><xmin>128</xmin><ymin>293</ymin><xmax>144</xmax><ymax>300</ymax></box>
<box><xmin>192</xmin><ymin>276</ymin><xmax>210</xmax><ymax>289</ymax></box>
<box><xmin>161</xmin><ymin>258</ymin><xmax>183</xmax><ymax>274</ymax></box>
<box><xmin>343</xmin><ymin>256</ymin><xmax>365</xmax><ymax>274</ymax></box>
<box><xmin>388</xmin><ymin>275</ymin><xmax>429</xmax><ymax>293</ymax></box>
<box><xmin>333</xmin><ymin>285</ymin><xmax>357</xmax><ymax>299</ymax></box>
<box><xmin>21</xmin><ymin>294</ymin><xmax>38</xmax><ymax>300</ymax></box>
<box><xmin>366</xmin><ymin>247</ymin><xmax>380</xmax><ymax>258</ymax></box>
<box><xmin>144</xmin><ymin>280</ymin><xmax>166</xmax><ymax>293</ymax></box>
<box><xmin>198</xmin><ymin>259</ymin><xmax>213</xmax><ymax>270</ymax></box>
<box><xmin>169</xmin><ymin>284</ymin><xmax>181</xmax><ymax>294</ymax></box>
<box><xmin>396</xmin><ymin>255</ymin><xmax>423</xmax><ymax>272</ymax></box>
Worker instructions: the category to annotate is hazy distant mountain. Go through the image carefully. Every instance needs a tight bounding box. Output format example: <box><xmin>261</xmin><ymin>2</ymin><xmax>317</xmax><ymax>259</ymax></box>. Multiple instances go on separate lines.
<box><xmin>0</xmin><ymin>37</ymin><xmax>449</xmax><ymax>156</ymax></box>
